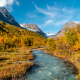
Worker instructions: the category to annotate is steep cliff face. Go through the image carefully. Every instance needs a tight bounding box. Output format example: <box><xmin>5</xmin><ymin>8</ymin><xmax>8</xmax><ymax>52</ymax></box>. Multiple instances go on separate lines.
<box><xmin>20</xmin><ymin>23</ymin><xmax>46</xmax><ymax>37</ymax></box>
<box><xmin>0</xmin><ymin>7</ymin><xmax>20</xmax><ymax>27</ymax></box>
<box><xmin>52</xmin><ymin>21</ymin><xmax>80</xmax><ymax>39</ymax></box>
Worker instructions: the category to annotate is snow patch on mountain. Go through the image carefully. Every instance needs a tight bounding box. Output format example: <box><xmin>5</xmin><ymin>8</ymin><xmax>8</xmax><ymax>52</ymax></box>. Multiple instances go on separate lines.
<box><xmin>47</xmin><ymin>34</ymin><xmax>54</xmax><ymax>36</ymax></box>
<box><xmin>20</xmin><ymin>24</ymin><xmax>37</xmax><ymax>32</ymax></box>
<box><xmin>0</xmin><ymin>11</ymin><xmax>7</xmax><ymax>18</ymax></box>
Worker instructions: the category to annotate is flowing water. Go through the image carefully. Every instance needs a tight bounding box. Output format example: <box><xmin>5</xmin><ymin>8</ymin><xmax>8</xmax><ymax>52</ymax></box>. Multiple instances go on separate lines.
<box><xmin>22</xmin><ymin>50</ymin><xmax>76</xmax><ymax>80</ymax></box>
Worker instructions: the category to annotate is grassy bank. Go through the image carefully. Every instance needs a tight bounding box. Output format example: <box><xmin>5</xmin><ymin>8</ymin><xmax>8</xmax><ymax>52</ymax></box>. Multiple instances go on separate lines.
<box><xmin>0</xmin><ymin>47</ymin><xmax>34</xmax><ymax>80</ymax></box>
<box><xmin>45</xmin><ymin>49</ymin><xmax>80</xmax><ymax>79</ymax></box>
<box><xmin>0</xmin><ymin>61</ymin><xmax>33</xmax><ymax>80</ymax></box>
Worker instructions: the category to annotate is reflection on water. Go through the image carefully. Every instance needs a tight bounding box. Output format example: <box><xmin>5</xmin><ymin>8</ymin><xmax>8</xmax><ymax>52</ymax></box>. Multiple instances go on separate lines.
<box><xmin>21</xmin><ymin>50</ymin><xmax>76</xmax><ymax>80</ymax></box>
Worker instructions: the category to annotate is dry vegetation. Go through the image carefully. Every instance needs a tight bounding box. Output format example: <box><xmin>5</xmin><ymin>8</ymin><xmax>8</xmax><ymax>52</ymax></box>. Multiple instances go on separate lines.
<box><xmin>0</xmin><ymin>48</ymin><xmax>34</xmax><ymax>80</ymax></box>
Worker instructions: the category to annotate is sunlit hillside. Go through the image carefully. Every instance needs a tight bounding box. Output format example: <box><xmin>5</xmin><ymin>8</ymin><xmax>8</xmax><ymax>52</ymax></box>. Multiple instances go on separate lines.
<box><xmin>0</xmin><ymin>21</ymin><xmax>47</xmax><ymax>80</ymax></box>
<box><xmin>0</xmin><ymin>21</ymin><xmax>47</xmax><ymax>50</ymax></box>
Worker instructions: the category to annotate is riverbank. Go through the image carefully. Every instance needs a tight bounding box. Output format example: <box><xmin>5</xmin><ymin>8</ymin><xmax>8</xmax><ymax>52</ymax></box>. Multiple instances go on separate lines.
<box><xmin>0</xmin><ymin>47</ymin><xmax>45</xmax><ymax>80</ymax></box>
<box><xmin>45</xmin><ymin>50</ymin><xmax>80</xmax><ymax>80</ymax></box>
<box><xmin>0</xmin><ymin>47</ymin><xmax>34</xmax><ymax>80</ymax></box>
<box><xmin>31</xmin><ymin>47</ymin><xmax>45</xmax><ymax>51</ymax></box>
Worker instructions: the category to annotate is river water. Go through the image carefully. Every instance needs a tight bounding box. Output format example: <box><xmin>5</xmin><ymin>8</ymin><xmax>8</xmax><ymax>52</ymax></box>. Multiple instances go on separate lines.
<box><xmin>23</xmin><ymin>50</ymin><xmax>76</xmax><ymax>80</ymax></box>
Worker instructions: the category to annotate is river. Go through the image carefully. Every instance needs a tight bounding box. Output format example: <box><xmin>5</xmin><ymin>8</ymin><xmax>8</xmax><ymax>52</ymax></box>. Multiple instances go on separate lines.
<box><xmin>21</xmin><ymin>50</ymin><xmax>76</xmax><ymax>80</ymax></box>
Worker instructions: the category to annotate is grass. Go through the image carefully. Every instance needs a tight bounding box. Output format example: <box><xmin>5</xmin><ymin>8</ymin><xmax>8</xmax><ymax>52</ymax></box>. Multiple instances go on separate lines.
<box><xmin>0</xmin><ymin>47</ymin><xmax>34</xmax><ymax>80</ymax></box>
<box><xmin>0</xmin><ymin>61</ymin><xmax>33</xmax><ymax>80</ymax></box>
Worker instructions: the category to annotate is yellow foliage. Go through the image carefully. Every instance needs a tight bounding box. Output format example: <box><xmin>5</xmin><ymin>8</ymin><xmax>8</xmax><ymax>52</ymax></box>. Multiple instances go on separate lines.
<box><xmin>74</xmin><ymin>33</ymin><xmax>80</xmax><ymax>50</ymax></box>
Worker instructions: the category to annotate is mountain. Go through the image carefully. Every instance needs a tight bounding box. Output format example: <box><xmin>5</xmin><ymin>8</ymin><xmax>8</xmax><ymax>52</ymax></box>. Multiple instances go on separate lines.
<box><xmin>52</xmin><ymin>21</ymin><xmax>80</xmax><ymax>39</ymax></box>
<box><xmin>0</xmin><ymin>7</ymin><xmax>20</xmax><ymax>27</ymax></box>
<box><xmin>0</xmin><ymin>7</ymin><xmax>46</xmax><ymax>37</ymax></box>
<box><xmin>20</xmin><ymin>23</ymin><xmax>46</xmax><ymax>37</ymax></box>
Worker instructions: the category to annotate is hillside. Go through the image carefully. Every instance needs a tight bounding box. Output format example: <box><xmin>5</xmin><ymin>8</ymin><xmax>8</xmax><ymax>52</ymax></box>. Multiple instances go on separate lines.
<box><xmin>0</xmin><ymin>21</ymin><xmax>46</xmax><ymax>49</ymax></box>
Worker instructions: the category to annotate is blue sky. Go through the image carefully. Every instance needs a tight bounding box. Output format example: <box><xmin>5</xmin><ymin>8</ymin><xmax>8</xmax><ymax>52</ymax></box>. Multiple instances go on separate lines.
<box><xmin>0</xmin><ymin>0</ymin><xmax>80</xmax><ymax>34</ymax></box>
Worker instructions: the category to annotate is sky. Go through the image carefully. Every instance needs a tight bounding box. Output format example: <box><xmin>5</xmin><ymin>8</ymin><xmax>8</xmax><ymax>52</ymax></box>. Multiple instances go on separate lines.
<box><xmin>0</xmin><ymin>0</ymin><xmax>80</xmax><ymax>34</ymax></box>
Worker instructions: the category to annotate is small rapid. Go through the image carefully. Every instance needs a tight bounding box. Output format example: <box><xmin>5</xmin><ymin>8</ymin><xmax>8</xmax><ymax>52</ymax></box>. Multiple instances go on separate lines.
<box><xmin>21</xmin><ymin>50</ymin><xmax>76</xmax><ymax>80</ymax></box>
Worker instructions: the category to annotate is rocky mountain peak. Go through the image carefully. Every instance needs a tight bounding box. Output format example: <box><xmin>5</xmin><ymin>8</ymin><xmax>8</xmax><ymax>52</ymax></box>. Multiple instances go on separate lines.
<box><xmin>0</xmin><ymin>7</ymin><xmax>6</xmax><ymax>10</ymax></box>
<box><xmin>0</xmin><ymin>7</ymin><xmax>14</xmax><ymax>21</ymax></box>
<box><xmin>21</xmin><ymin>23</ymin><xmax>40</xmax><ymax>32</ymax></box>
<box><xmin>61</xmin><ymin>21</ymin><xmax>77</xmax><ymax>32</ymax></box>
<box><xmin>0</xmin><ymin>7</ymin><xmax>20</xmax><ymax>27</ymax></box>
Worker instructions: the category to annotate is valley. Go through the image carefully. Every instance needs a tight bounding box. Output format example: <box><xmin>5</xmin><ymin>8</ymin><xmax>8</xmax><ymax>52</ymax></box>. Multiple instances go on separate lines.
<box><xmin>0</xmin><ymin>6</ymin><xmax>80</xmax><ymax>80</ymax></box>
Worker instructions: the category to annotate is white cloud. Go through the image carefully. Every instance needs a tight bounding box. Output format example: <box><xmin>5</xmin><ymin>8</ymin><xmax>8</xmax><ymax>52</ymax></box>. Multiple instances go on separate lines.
<box><xmin>63</xmin><ymin>7</ymin><xmax>78</xmax><ymax>14</ymax></box>
<box><xmin>45</xmin><ymin>20</ymin><xmax>54</xmax><ymax>25</ymax></box>
<box><xmin>74</xmin><ymin>21</ymin><xmax>79</xmax><ymax>23</ymax></box>
<box><xmin>71</xmin><ymin>1</ymin><xmax>75</xmax><ymax>7</ymax></box>
<box><xmin>54</xmin><ymin>15</ymin><xmax>73</xmax><ymax>26</ymax></box>
<box><xmin>47</xmin><ymin>5</ymin><xmax>60</xmax><ymax>11</ymax></box>
<box><xmin>27</xmin><ymin>14</ymin><xmax>38</xmax><ymax>18</ymax></box>
<box><xmin>0</xmin><ymin>0</ymin><xmax>6</xmax><ymax>7</ymax></box>
<box><xmin>38</xmin><ymin>20</ymin><xmax>54</xmax><ymax>28</ymax></box>
<box><xmin>47</xmin><ymin>5</ymin><xmax>50</xmax><ymax>10</ymax></box>
<box><xmin>0</xmin><ymin>0</ymin><xmax>14</xmax><ymax>7</ymax></box>
<box><xmin>63</xmin><ymin>8</ymin><xmax>72</xmax><ymax>14</ymax></box>
<box><xmin>0</xmin><ymin>0</ymin><xmax>20</xmax><ymax>12</ymax></box>
<box><xmin>6</xmin><ymin>6</ymin><xmax>14</xmax><ymax>12</ymax></box>
<box><xmin>15</xmin><ymin>0</ymin><xmax>20</xmax><ymax>6</ymax></box>
<box><xmin>55</xmin><ymin>19</ymin><xmax>70</xmax><ymax>26</ymax></box>
<box><xmin>32</xmin><ymin>2</ymin><xmax>56</xmax><ymax>18</ymax></box>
